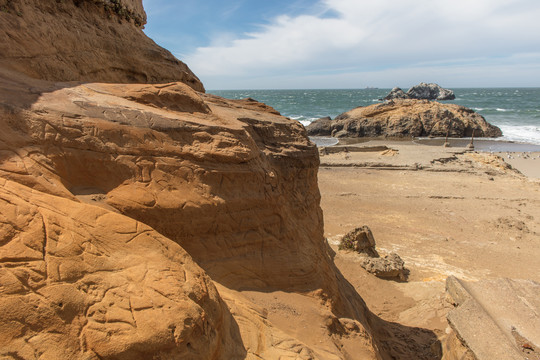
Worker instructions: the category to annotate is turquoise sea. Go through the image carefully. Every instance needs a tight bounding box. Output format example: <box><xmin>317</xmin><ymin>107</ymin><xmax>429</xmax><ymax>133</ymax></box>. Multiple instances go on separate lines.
<box><xmin>209</xmin><ymin>88</ymin><xmax>540</xmax><ymax>146</ymax></box>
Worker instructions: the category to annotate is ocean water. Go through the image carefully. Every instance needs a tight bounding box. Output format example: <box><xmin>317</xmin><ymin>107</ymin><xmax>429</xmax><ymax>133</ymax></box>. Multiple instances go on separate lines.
<box><xmin>208</xmin><ymin>88</ymin><xmax>540</xmax><ymax>145</ymax></box>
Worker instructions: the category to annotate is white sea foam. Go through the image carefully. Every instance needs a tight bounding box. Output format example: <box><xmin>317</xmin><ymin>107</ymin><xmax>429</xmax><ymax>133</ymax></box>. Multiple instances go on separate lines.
<box><xmin>499</xmin><ymin>125</ymin><xmax>540</xmax><ymax>145</ymax></box>
<box><xmin>287</xmin><ymin>115</ymin><xmax>322</xmax><ymax>127</ymax></box>
<box><xmin>309</xmin><ymin>137</ymin><xmax>339</xmax><ymax>147</ymax></box>
<box><xmin>496</xmin><ymin>108</ymin><xmax>508</xmax><ymax>112</ymax></box>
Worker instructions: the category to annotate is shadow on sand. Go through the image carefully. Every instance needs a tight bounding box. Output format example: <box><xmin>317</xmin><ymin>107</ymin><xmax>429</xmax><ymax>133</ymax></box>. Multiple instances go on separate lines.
<box><xmin>368</xmin><ymin>314</ymin><xmax>442</xmax><ymax>360</ymax></box>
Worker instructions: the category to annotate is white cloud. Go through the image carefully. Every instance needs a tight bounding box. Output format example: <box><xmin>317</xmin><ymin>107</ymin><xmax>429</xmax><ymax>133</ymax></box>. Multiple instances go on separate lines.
<box><xmin>182</xmin><ymin>0</ymin><xmax>540</xmax><ymax>88</ymax></box>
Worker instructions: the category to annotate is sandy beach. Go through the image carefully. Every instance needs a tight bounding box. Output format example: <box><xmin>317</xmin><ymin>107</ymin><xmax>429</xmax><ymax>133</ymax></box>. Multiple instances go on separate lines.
<box><xmin>317</xmin><ymin>139</ymin><xmax>540</xmax><ymax>352</ymax></box>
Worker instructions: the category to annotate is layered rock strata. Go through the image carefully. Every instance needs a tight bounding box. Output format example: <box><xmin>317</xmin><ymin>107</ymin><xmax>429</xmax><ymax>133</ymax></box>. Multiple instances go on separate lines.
<box><xmin>307</xmin><ymin>99</ymin><xmax>502</xmax><ymax>139</ymax></box>
<box><xmin>0</xmin><ymin>178</ymin><xmax>245</xmax><ymax>359</ymax></box>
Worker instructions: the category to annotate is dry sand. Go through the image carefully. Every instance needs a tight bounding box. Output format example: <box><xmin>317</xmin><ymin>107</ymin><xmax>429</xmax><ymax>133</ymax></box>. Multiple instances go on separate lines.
<box><xmin>318</xmin><ymin>140</ymin><xmax>540</xmax><ymax>348</ymax></box>
<box><xmin>496</xmin><ymin>152</ymin><xmax>540</xmax><ymax>178</ymax></box>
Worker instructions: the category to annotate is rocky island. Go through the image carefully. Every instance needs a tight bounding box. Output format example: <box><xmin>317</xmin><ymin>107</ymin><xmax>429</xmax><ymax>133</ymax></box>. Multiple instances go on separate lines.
<box><xmin>306</xmin><ymin>82</ymin><xmax>502</xmax><ymax>140</ymax></box>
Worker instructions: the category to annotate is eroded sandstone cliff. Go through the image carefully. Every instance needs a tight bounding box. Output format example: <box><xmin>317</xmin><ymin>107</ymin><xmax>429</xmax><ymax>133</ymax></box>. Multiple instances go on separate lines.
<box><xmin>0</xmin><ymin>68</ymin><xmax>381</xmax><ymax>359</ymax></box>
<box><xmin>0</xmin><ymin>1</ymin><xmax>387</xmax><ymax>358</ymax></box>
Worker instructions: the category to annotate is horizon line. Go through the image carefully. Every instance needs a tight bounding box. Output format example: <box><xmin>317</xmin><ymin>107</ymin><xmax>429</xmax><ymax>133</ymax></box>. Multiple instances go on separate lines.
<box><xmin>207</xmin><ymin>86</ymin><xmax>540</xmax><ymax>92</ymax></box>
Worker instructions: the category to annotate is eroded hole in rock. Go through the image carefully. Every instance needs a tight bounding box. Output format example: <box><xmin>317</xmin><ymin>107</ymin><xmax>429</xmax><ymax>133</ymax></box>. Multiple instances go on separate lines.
<box><xmin>69</xmin><ymin>186</ymin><xmax>107</xmax><ymax>196</ymax></box>
<box><xmin>58</xmin><ymin>152</ymin><xmax>132</xmax><ymax>212</ymax></box>
<box><xmin>68</xmin><ymin>186</ymin><xmax>118</xmax><ymax>210</ymax></box>
<box><xmin>51</xmin><ymin>153</ymin><xmax>133</xmax><ymax>206</ymax></box>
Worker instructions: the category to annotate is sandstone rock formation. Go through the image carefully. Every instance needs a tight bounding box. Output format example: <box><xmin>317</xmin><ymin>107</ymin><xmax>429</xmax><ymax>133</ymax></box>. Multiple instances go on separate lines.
<box><xmin>0</xmin><ymin>0</ymin><xmax>204</xmax><ymax>90</ymax></box>
<box><xmin>307</xmin><ymin>99</ymin><xmax>503</xmax><ymax>139</ymax></box>
<box><xmin>0</xmin><ymin>178</ymin><xmax>245</xmax><ymax>359</ymax></box>
<box><xmin>0</xmin><ymin>69</ymin><xmax>383</xmax><ymax>358</ymax></box>
<box><xmin>382</xmin><ymin>83</ymin><xmax>455</xmax><ymax>101</ymax></box>
<box><xmin>0</xmin><ymin>0</ymin><xmax>449</xmax><ymax>358</ymax></box>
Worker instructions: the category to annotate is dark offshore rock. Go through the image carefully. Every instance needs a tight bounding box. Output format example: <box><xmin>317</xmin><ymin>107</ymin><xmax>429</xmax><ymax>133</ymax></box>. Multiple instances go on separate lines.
<box><xmin>305</xmin><ymin>116</ymin><xmax>333</xmax><ymax>136</ymax></box>
<box><xmin>306</xmin><ymin>99</ymin><xmax>502</xmax><ymax>139</ymax></box>
<box><xmin>406</xmin><ymin>82</ymin><xmax>455</xmax><ymax>100</ymax></box>
<box><xmin>382</xmin><ymin>83</ymin><xmax>455</xmax><ymax>101</ymax></box>
<box><xmin>382</xmin><ymin>87</ymin><xmax>409</xmax><ymax>101</ymax></box>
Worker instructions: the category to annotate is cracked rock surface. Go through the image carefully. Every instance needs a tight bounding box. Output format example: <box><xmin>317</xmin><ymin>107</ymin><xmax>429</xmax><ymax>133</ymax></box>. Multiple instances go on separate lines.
<box><xmin>0</xmin><ymin>70</ymin><xmax>378</xmax><ymax>359</ymax></box>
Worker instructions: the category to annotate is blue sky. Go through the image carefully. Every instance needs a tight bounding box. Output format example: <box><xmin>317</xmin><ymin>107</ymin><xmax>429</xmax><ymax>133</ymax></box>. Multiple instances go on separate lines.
<box><xmin>143</xmin><ymin>0</ymin><xmax>540</xmax><ymax>90</ymax></box>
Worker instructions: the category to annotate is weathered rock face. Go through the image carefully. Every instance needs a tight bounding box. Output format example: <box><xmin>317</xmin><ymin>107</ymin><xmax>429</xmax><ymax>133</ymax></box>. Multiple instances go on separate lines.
<box><xmin>445</xmin><ymin>276</ymin><xmax>540</xmax><ymax>360</ymax></box>
<box><xmin>307</xmin><ymin>99</ymin><xmax>502</xmax><ymax>139</ymax></box>
<box><xmin>0</xmin><ymin>0</ymin><xmax>204</xmax><ymax>90</ymax></box>
<box><xmin>0</xmin><ymin>178</ymin><xmax>244</xmax><ymax>360</ymax></box>
<box><xmin>383</xmin><ymin>83</ymin><xmax>455</xmax><ymax>101</ymax></box>
<box><xmin>0</xmin><ymin>71</ymin><xmax>377</xmax><ymax>358</ymax></box>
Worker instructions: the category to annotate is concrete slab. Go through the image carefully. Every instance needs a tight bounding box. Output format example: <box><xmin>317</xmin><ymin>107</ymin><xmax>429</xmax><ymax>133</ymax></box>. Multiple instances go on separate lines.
<box><xmin>446</xmin><ymin>276</ymin><xmax>540</xmax><ymax>360</ymax></box>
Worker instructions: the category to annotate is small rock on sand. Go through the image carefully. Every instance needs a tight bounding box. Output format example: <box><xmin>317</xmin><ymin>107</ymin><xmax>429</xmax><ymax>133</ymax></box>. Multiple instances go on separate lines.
<box><xmin>360</xmin><ymin>253</ymin><xmax>408</xmax><ymax>281</ymax></box>
<box><xmin>339</xmin><ymin>226</ymin><xmax>408</xmax><ymax>281</ymax></box>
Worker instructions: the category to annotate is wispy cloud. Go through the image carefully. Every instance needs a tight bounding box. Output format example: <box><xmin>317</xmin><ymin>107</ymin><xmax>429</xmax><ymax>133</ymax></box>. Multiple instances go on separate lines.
<box><xmin>220</xmin><ymin>1</ymin><xmax>244</xmax><ymax>20</ymax></box>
